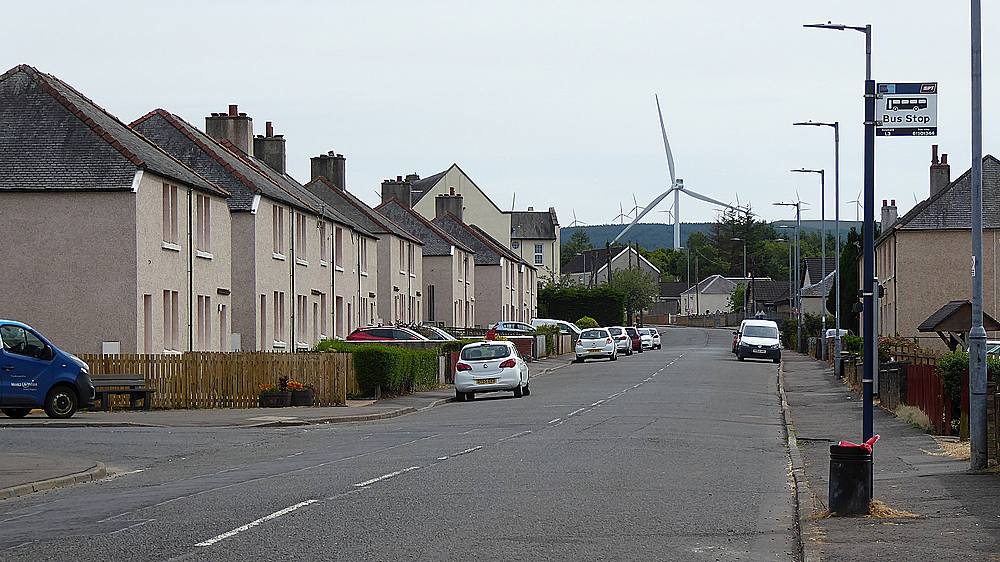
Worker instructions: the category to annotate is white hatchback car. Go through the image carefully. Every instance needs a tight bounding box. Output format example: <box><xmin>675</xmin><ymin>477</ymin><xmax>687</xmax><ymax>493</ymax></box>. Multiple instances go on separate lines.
<box><xmin>455</xmin><ymin>341</ymin><xmax>529</xmax><ymax>401</ymax></box>
<box><xmin>637</xmin><ymin>328</ymin><xmax>655</xmax><ymax>350</ymax></box>
<box><xmin>575</xmin><ymin>328</ymin><xmax>618</xmax><ymax>362</ymax></box>
<box><xmin>607</xmin><ymin>326</ymin><xmax>632</xmax><ymax>355</ymax></box>
<box><xmin>639</xmin><ymin>327</ymin><xmax>661</xmax><ymax>350</ymax></box>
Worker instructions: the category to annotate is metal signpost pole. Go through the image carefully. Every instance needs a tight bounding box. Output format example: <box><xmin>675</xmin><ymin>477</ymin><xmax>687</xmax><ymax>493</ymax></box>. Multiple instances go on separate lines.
<box><xmin>970</xmin><ymin>0</ymin><xmax>987</xmax><ymax>471</ymax></box>
<box><xmin>862</xmin><ymin>25</ymin><xmax>875</xmax><ymax>444</ymax></box>
<box><xmin>834</xmin><ymin>123</ymin><xmax>841</xmax><ymax>378</ymax></box>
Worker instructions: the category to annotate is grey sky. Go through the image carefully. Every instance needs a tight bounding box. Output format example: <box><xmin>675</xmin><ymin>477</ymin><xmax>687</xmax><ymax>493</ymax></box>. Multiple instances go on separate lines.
<box><xmin>5</xmin><ymin>1</ymin><xmax>996</xmax><ymax>225</ymax></box>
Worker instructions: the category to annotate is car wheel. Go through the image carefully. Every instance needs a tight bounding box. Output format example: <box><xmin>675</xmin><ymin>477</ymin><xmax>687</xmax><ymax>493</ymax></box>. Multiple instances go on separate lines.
<box><xmin>737</xmin><ymin>353</ymin><xmax>745</xmax><ymax>362</ymax></box>
<box><xmin>523</xmin><ymin>385</ymin><xmax>531</xmax><ymax>396</ymax></box>
<box><xmin>455</xmin><ymin>389</ymin><xmax>465</xmax><ymax>402</ymax></box>
<box><xmin>513</xmin><ymin>384</ymin><xmax>523</xmax><ymax>398</ymax></box>
<box><xmin>44</xmin><ymin>385</ymin><xmax>78</xmax><ymax>419</ymax></box>
<box><xmin>638</xmin><ymin>348</ymin><xmax>643</xmax><ymax>353</ymax></box>
<box><xmin>465</xmin><ymin>392</ymin><xmax>475</xmax><ymax>401</ymax></box>
<box><xmin>610</xmin><ymin>352</ymin><xmax>617</xmax><ymax>361</ymax></box>
<box><xmin>1</xmin><ymin>407</ymin><xmax>31</xmax><ymax>419</ymax></box>
<box><xmin>773</xmin><ymin>358</ymin><xmax>781</xmax><ymax>364</ymax></box>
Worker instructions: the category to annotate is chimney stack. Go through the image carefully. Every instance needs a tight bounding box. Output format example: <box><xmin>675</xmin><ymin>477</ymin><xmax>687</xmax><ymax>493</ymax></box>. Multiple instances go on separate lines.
<box><xmin>435</xmin><ymin>191</ymin><xmax>464</xmax><ymax>220</ymax></box>
<box><xmin>930</xmin><ymin>144</ymin><xmax>952</xmax><ymax>197</ymax></box>
<box><xmin>310</xmin><ymin>151</ymin><xmax>347</xmax><ymax>190</ymax></box>
<box><xmin>253</xmin><ymin>121</ymin><xmax>286</xmax><ymax>174</ymax></box>
<box><xmin>881</xmin><ymin>198</ymin><xmax>898</xmax><ymax>228</ymax></box>
<box><xmin>381</xmin><ymin>176</ymin><xmax>412</xmax><ymax>207</ymax></box>
<box><xmin>206</xmin><ymin>104</ymin><xmax>253</xmax><ymax>155</ymax></box>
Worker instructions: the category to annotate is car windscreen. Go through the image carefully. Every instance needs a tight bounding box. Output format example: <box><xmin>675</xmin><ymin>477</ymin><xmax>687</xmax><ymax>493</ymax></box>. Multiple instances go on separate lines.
<box><xmin>580</xmin><ymin>329</ymin><xmax>607</xmax><ymax>340</ymax></box>
<box><xmin>638</xmin><ymin>329</ymin><xmax>651</xmax><ymax>335</ymax></box>
<box><xmin>413</xmin><ymin>326</ymin><xmax>446</xmax><ymax>340</ymax></box>
<box><xmin>608</xmin><ymin>327</ymin><xmax>623</xmax><ymax>336</ymax></box>
<box><xmin>460</xmin><ymin>344</ymin><xmax>511</xmax><ymax>361</ymax></box>
<box><xmin>743</xmin><ymin>326</ymin><xmax>778</xmax><ymax>339</ymax></box>
<box><xmin>625</xmin><ymin>328</ymin><xmax>638</xmax><ymax>336</ymax></box>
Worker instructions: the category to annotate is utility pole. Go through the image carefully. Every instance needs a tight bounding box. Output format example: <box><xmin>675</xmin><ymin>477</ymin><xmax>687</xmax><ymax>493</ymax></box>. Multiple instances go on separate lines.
<box><xmin>695</xmin><ymin>255</ymin><xmax>700</xmax><ymax>315</ymax></box>
<box><xmin>969</xmin><ymin>0</ymin><xmax>987</xmax><ymax>471</ymax></box>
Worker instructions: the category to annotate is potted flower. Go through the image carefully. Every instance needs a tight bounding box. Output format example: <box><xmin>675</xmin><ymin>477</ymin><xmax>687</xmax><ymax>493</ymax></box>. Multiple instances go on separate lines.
<box><xmin>287</xmin><ymin>379</ymin><xmax>315</xmax><ymax>407</ymax></box>
<box><xmin>258</xmin><ymin>376</ymin><xmax>291</xmax><ymax>408</ymax></box>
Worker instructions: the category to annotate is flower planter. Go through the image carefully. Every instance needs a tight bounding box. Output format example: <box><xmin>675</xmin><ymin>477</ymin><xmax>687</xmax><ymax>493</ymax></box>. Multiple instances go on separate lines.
<box><xmin>290</xmin><ymin>389</ymin><xmax>315</xmax><ymax>407</ymax></box>
<box><xmin>259</xmin><ymin>391</ymin><xmax>291</xmax><ymax>408</ymax></box>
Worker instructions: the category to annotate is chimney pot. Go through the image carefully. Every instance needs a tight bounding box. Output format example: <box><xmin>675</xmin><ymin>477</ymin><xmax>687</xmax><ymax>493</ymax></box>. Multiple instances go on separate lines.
<box><xmin>882</xmin><ymin>199</ymin><xmax>887</xmax><ymax>207</ymax></box>
<box><xmin>932</xmin><ymin>144</ymin><xmax>939</xmax><ymax>164</ymax></box>
<box><xmin>449</xmin><ymin>186</ymin><xmax>455</xmax><ymax>196</ymax></box>
<box><xmin>265</xmin><ymin>121</ymin><xmax>273</xmax><ymax>137</ymax></box>
<box><xmin>435</xmin><ymin>191</ymin><xmax>463</xmax><ymax>220</ymax></box>
<box><xmin>891</xmin><ymin>199</ymin><xmax>895</xmax><ymax>206</ymax></box>
<box><xmin>228</xmin><ymin>104</ymin><xmax>238</xmax><ymax>117</ymax></box>
<box><xmin>527</xmin><ymin>206</ymin><xmax>534</xmax><ymax>211</ymax></box>
<box><xmin>942</xmin><ymin>154</ymin><xmax>948</xmax><ymax>164</ymax></box>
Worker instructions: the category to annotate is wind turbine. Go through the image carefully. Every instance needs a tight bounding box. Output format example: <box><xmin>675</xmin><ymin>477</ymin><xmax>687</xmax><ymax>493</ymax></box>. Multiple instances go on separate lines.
<box><xmin>612</xmin><ymin>202</ymin><xmax>629</xmax><ymax>224</ymax></box>
<box><xmin>612</xmin><ymin>94</ymin><xmax>753</xmax><ymax>249</ymax></box>
<box><xmin>568</xmin><ymin>209</ymin><xmax>587</xmax><ymax>227</ymax></box>
<box><xmin>848</xmin><ymin>189</ymin><xmax>862</xmax><ymax>221</ymax></box>
<box><xmin>628</xmin><ymin>194</ymin><xmax>645</xmax><ymax>218</ymax></box>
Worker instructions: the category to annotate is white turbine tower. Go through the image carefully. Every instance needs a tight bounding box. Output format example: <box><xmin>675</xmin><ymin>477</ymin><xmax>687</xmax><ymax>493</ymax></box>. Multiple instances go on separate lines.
<box><xmin>612</xmin><ymin>94</ymin><xmax>750</xmax><ymax>249</ymax></box>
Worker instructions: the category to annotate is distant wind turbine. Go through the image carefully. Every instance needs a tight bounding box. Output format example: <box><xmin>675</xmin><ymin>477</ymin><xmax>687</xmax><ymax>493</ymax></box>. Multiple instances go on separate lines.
<box><xmin>612</xmin><ymin>94</ymin><xmax>753</xmax><ymax>249</ymax></box>
<box><xmin>569</xmin><ymin>209</ymin><xmax>587</xmax><ymax>227</ymax></box>
<box><xmin>612</xmin><ymin>202</ymin><xmax>629</xmax><ymax>224</ymax></box>
<box><xmin>848</xmin><ymin>189</ymin><xmax>862</xmax><ymax>221</ymax></box>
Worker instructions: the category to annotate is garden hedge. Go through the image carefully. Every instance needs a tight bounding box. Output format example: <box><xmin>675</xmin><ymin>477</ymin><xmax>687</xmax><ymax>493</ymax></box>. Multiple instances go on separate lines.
<box><xmin>314</xmin><ymin>340</ymin><xmax>441</xmax><ymax>396</ymax></box>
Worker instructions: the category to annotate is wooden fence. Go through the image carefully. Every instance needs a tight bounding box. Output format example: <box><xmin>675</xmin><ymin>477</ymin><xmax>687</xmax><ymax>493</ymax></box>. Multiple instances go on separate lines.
<box><xmin>905</xmin><ymin>364</ymin><xmax>950</xmax><ymax>434</ymax></box>
<box><xmin>79</xmin><ymin>352</ymin><xmax>350</xmax><ymax>409</ymax></box>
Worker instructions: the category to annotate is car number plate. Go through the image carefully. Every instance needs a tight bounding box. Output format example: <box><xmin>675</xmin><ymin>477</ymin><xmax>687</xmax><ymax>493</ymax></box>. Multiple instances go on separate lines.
<box><xmin>588</xmin><ymin>349</ymin><xmax>601</xmax><ymax>353</ymax></box>
<box><xmin>475</xmin><ymin>378</ymin><xmax>497</xmax><ymax>385</ymax></box>
<box><xmin>753</xmin><ymin>349</ymin><xmax>766</xmax><ymax>354</ymax></box>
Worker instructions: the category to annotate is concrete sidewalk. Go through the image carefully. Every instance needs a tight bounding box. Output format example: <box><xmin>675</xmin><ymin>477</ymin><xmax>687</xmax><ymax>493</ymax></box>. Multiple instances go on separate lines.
<box><xmin>0</xmin><ymin>355</ymin><xmax>574</xmax><ymax>429</ymax></box>
<box><xmin>781</xmin><ymin>353</ymin><xmax>1000</xmax><ymax>561</ymax></box>
<box><xmin>0</xmin><ymin>453</ymin><xmax>107</xmax><ymax>500</ymax></box>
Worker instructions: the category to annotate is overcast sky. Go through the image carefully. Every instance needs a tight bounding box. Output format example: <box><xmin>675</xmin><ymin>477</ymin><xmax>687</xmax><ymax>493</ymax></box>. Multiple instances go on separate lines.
<box><xmin>5</xmin><ymin>1</ymin><xmax>996</xmax><ymax>225</ymax></box>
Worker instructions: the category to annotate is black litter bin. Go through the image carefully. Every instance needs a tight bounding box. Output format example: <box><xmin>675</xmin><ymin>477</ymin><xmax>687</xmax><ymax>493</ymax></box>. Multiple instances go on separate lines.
<box><xmin>828</xmin><ymin>444</ymin><xmax>872</xmax><ymax>515</ymax></box>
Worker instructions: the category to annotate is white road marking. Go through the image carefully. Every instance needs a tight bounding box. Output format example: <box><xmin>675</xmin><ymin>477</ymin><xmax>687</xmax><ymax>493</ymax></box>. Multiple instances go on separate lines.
<box><xmin>353</xmin><ymin>466</ymin><xmax>421</xmax><ymax>488</ymax></box>
<box><xmin>567</xmin><ymin>408</ymin><xmax>586</xmax><ymax>417</ymax></box>
<box><xmin>285</xmin><ymin>451</ymin><xmax>304</xmax><ymax>458</ymax></box>
<box><xmin>436</xmin><ymin>456</ymin><xmax>449</xmax><ymax>460</ymax></box>
<box><xmin>451</xmin><ymin>446</ymin><xmax>483</xmax><ymax>457</ymax></box>
<box><xmin>591</xmin><ymin>400</ymin><xmax>604</xmax><ymax>406</ymax></box>
<box><xmin>109</xmin><ymin>519</ymin><xmax>155</xmax><ymax>536</ymax></box>
<box><xmin>194</xmin><ymin>500</ymin><xmax>318</xmax><ymax>547</ymax></box>
<box><xmin>498</xmin><ymin>430</ymin><xmax>532</xmax><ymax>442</ymax></box>
<box><xmin>548</xmin><ymin>418</ymin><xmax>561</xmax><ymax>424</ymax></box>
<box><xmin>607</xmin><ymin>393</ymin><xmax>620</xmax><ymax>399</ymax></box>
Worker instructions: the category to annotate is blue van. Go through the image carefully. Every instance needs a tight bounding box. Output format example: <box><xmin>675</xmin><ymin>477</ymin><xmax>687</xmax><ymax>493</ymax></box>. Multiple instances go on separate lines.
<box><xmin>0</xmin><ymin>321</ymin><xmax>94</xmax><ymax>419</ymax></box>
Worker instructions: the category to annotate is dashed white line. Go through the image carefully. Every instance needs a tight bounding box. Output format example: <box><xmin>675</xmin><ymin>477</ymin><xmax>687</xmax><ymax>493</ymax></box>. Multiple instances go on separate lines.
<box><xmin>607</xmin><ymin>393</ymin><xmax>620</xmax><ymax>399</ymax></box>
<box><xmin>567</xmin><ymin>408</ymin><xmax>586</xmax><ymax>417</ymax></box>
<box><xmin>353</xmin><ymin>466</ymin><xmax>421</xmax><ymax>488</ymax></box>
<box><xmin>194</xmin><ymin>500</ymin><xmax>318</xmax><ymax>547</ymax></box>
<box><xmin>548</xmin><ymin>418</ymin><xmax>561</xmax><ymax>424</ymax></box>
<box><xmin>452</xmin><ymin>446</ymin><xmax>483</xmax><ymax>457</ymax></box>
<box><xmin>498</xmin><ymin>430</ymin><xmax>532</xmax><ymax>442</ymax></box>
<box><xmin>591</xmin><ymin>400</ymin><xmax>604</xmax><ymax>407</ymax></box>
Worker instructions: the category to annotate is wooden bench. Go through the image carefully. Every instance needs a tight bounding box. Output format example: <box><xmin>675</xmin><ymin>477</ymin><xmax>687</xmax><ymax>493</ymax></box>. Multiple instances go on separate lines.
<box><xmin>91</xmin><ymin>375</ymin><xmax>155</xmax><ymax>411</ymax></box>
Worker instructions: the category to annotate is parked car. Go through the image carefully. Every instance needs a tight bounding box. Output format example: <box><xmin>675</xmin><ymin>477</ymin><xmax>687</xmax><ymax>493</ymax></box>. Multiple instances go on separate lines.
<box><xmin>637</xmin><ymin>328</ymin><xmax>654</xmax><ymax>350</ymax></box>
<box><xmin>733</xmin><ymin>319</ymin><xmax>752</xmax><ymax>353</ymax></box>
<box><xmin>607</xmin><ymin>326</ymin><xmax>632</xmax><ymax>355</ymax></box>
<box><xmin>639</xmin><ymin>327</ymin><xmax>661</xmax><ymax>350</ymax></box>
<box><xmin>574</xmin><ymin>328</ymin><xmax>617</xmax><ymax>362</ymax></box>
<box><xmin>530</xmin><ymin>318</ymin><xmax>583</xmax><ymax>339</ymax></box>
<box><xmin>454</xmin><ymin>341</ymin><xmax>529</xmax><ymax>401</ymax></box>
<box><xmin>412</xmin><ymin>325</ymin><xmax>457</xmax><ymax>341</ymax></box>
<box><xmin>988</xmin><ymin>340</ymin><xmax>1000</xmax><ymax>355</ymax></box>
<box><xmin>346</xmin><ymin>326</ymin><xmax>428</xmax><ymax>342</ymax></box>
<box><xmin>493</xmin><ymin>321</ymin><xmax>536</xmax><ymax>336</ymax></box>
<box><xmin>623</xmin><ymin>326</ymin><xmax>643</xmax><ymax>353</ymax></box>
<box><xmin>735</xmin><ymin>320</ymin><xmax>781</xmax><ymax>363</ymax></box>
<box><xmin>0</xmin><ymin>320</ymin><xmax>95</xmax><ymax>419</ymax></box>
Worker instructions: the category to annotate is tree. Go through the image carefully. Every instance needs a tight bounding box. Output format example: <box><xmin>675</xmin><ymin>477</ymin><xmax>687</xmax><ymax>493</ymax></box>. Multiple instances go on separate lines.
<box><xmin>728</xmin><ymin>284</ymin><xmax>746</xmax><ymax>314</ymax></box>
<box><xmin>829</xmin><ymin>227</ymin><xmax>862</xmax><ymax>331</ymax></box>
<box><xmin>561</xmin><ymin>230</ymin><xmax>593</xmax><ymax>266</ymax></box>
<box><xmin>609</xmin><ymin>268</ymin><xmax>659</xmax><ymax>323</ymax></box>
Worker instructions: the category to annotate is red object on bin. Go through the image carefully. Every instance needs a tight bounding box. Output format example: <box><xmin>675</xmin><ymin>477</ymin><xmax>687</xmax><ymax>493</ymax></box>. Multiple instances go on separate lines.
<box><xmin>836</xmin><ymin>434</ymin><xmax>880</xmax><ymax>453</ymax></box>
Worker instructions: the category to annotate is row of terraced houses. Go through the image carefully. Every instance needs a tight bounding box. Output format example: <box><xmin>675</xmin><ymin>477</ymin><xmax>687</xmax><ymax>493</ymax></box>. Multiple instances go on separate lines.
<box><xmin>0</xmin><ymin>65</ymin><xmax>560</xmax><ymax>354</ymax></box>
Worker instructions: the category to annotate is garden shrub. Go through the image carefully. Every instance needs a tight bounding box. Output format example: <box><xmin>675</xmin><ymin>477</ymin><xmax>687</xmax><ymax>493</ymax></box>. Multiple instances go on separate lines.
<box><xmin>534</xmin><ymin>325</ymin><xmax>560</xmax><ymax>354</ymax></box>
<box><xmin>575</xmin><ymin>316</ymin><xmax>599</xmax><ymax>329</ymax></box>
<box><xmin>314</xmin><ymin>339</ymin><xmax>441</xmax><ymax>396</ymax></box>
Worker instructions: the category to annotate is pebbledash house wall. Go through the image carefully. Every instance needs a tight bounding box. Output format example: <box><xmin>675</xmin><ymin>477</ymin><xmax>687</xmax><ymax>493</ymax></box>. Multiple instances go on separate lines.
<box><xmin>412</xmin><ymin>166</ymin><xmax>513</xmax><ymax>248</ymax></box>
<box><xmin>474</xmin><ymin>263</ymin><xmax>504</xmax><ymax>327</ymax></box>
<box><xmin>135</xmin><ymin>171</ymin><xmax>232</xmax><ymax>353</ymax></box>
<box><xmin>0</xmin><ymin>191</ymin><xmax>137</xmax><ymax>355</ymax></box>
<box><xmin>879</xmin><ymin>228</ymin><xmax>1000</xmax><ymax>351</ymax></box>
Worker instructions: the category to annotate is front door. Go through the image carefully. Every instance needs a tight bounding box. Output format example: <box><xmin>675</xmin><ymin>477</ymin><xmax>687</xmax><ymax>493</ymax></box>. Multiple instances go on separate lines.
<box><xmin>0</xmin><ymin>325</ymin><xmax>54</xmax><ymax>406</ymax></box>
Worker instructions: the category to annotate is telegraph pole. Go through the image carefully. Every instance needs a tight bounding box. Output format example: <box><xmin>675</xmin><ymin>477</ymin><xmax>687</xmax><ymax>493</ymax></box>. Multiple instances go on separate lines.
<box><xmin>969</xmin><ymin>0</ymin><xmax>987</xmax><ymax>471</ymax></box>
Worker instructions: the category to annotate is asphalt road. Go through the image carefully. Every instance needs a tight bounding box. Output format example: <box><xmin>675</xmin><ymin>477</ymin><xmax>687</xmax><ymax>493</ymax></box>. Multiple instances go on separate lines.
<box><xmin>0</xmin><ymin>327</ymin><xmax>797</xmax><ymax>561</ymax></box>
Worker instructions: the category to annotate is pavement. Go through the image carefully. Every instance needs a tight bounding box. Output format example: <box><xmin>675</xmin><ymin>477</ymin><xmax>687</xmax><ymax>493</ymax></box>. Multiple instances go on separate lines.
<box><xmin>0</xmin><ymin>327</ymin><xmax>797</xmax><ymax>561</ymax></box>
<box><xmin>781</xmin><ymin>352</ymin><xmax>1000</xmax><ymax>561</ymax></box>
<box><xmin>0</xmin><ymin>454</ymin><xmax>107</xmax><ymax>500</ymax></box>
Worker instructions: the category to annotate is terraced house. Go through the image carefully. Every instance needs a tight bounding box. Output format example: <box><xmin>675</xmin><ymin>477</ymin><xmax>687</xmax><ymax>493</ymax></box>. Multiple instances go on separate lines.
<box><xmin>132</xmin><ymin>107</ymin><xmax>378</xmax><ymax>350</ymax></box>
<box><xmin>0</xmin><ymin>64</ymin><xmax>233</xmax><ymax>354</ymax></box>
<box><xmin>306</xmin><ymin>160</ymin><xmax>423</xmax><ymax>326</ymax></box>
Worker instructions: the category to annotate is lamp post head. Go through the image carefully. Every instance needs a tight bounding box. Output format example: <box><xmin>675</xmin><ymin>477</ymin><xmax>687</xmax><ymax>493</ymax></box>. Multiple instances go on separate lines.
<box><xmin>803</xmin><ymin>21</ymin><xmax>869</xmax><ymax>33</ymax></box>
<box><xmin>791</xmin><ymin>168</ymin><xmax>824</xmax><ymax>175</ymax></box>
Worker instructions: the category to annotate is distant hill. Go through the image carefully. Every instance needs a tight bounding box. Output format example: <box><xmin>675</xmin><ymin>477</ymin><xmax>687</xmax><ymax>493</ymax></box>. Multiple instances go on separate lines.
<box><xmin>561</xmin><ymin>220</ymin><xmax>867</xmax><ymax>250</ymax></box>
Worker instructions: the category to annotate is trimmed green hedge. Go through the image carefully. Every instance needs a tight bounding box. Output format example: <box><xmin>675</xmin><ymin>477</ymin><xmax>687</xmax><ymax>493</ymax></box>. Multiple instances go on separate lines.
<box><xmin>575</xmin><ymin>316</ymin><xmax>599</xmax><ymax>329</ymax></box>
<box><xmin>314</xmin><ymin>340</ymin><xmax>440</xmax><ymax>396</ymax></box>
<box><xmin>539</xmin><ymin>284</ymin><xmax>624</xmax><ymax>326</ymax></box>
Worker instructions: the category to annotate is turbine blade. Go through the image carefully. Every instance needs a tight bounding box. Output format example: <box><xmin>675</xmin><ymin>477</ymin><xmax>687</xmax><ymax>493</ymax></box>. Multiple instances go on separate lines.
<box><xmin>611</xmin><ymin>185</ymin><xmax>678</xmax><ymax>245</ymax></box>
<box><xmin>655</xmin><ymin>94</ymin><xmax>677</xmax><ymax>185</ymax></box>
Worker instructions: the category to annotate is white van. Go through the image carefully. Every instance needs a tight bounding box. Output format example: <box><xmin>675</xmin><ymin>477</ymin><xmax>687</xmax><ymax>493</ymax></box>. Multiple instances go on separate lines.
<box><xmin>529</xmin><ymin>319</ymin><xmax>583</xmax><ymax>338</ymax></box>
<box><xmin>735</xmin><ymin>320</ymin><xmax>781</xmax><ymax>363</ymax></box>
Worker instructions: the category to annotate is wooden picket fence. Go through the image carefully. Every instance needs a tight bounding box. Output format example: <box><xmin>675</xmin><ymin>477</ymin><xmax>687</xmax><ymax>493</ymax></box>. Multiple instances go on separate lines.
<box><xmin>78</xmin><ymin>352</ymin><xmax>350</xmax><ymax>409</ymax></box>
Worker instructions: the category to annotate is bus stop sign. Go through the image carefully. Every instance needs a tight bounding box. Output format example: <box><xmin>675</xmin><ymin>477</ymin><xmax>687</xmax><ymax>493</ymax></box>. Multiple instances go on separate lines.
<box><xmin>876</xmin><ymin>82</ymin><xmax>937</xmax><ymax>137</ymax></box>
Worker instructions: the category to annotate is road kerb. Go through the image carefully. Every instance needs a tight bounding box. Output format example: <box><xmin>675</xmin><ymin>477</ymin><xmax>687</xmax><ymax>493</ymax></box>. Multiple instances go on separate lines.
<box><xmin>0</xmin><ymin>462</ymin><xmax>107</xmax><ymax>501</ymax></box>
<box><xmin>777</xmin><ymin>360</ymin><xmax>822</xmax><ymax>562</ymax></box>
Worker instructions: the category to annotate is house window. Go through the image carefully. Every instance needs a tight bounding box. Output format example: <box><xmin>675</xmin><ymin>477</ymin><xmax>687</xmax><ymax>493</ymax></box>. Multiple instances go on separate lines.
<box><xmin>196</xmin><ymin>194</ymin><xmax>211</xmax><ymax>254</ymax></box>
<box><xmin>320</xmin><ymin>294</ymin><xmax>328</xmax><ymax>337</ymax></box>
<box><xmin>360</xmin><ymin>238</ymin><xmax>368</xmax><ymax>274</ymax></box>
<box><xmin>162</xmin><ymin>289</ymin><xmax>179</xmax><ymax>351</ymax></box>
<box><xmin>260</xmin><ymin>294</ymin><xmax>267</xmax><ymax>349</ymax></box>
<box><xmin>399</xmin><ymin>239</ymin><xmax>405</xmax><ymax>272</ymax></box>
<box><xmin>427</xmin><ymin>285</ymin><xmax>435</xmax><ymax>321</ymax></box>
<box><xmin>312</xmin><ymin>301</ymin><xmax>319</xmax><ymax>343</ymax></box>
<box><xmin>196</xmin><ymin>295</ymin><xmax>212</xmax><ymax>350</ymax></box>
<box><xmin>297</xmin><ymin>295</ymin><xmax>308</xmax><ymax>344</ymax></box>
<box><xmin>273</xmin><ymin>291</ymin><xmax>286</xmax><ymax>345</ymax></box>
<box><xmin>295</xmin><ymin>213</ymin><xmax>308</xmax><ymax>259</ymax></box>
<box><xmin>162</xmin><ymin>184</ymin><xmax>179</xmax><ymax>245</ymax></box>
<box><xmin>407</xmin><ymin>243</ymin><xmax>414</xmax><ymax>275</ymax></box>
<box><xmin>142</xmin><ymin>294</ymin><xmax>152</xmax><ymax>353</ymax></box>
<box><xmin>319</xmin><ymin>222</ymin><xmax>328</xmax><ymax>264</ymax></box>
<box><xmin>335</xmin><ymin>227</ymin><xmax>343</xmax><ymax>268</ymax></box>
<box><xmin>534</xmin><ymin>244</ymin><xmax>544</xmax><ymax>265</ymax></box>
<box><xmin>272</xmin><ymin>205</ymin><xmax>285</xmax><ymax>257</ymax></box>
<box><xmin>335</xmin><ymin>296</ymin><xmax>344</xmax><ymax>338</ymax></box>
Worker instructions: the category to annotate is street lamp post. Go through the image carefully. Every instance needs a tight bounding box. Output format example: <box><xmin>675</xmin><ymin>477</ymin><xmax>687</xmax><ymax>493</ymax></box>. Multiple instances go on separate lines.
<box><xmin>731</xmin><ymin>237</ymin><xmax>748</xmax><ymax>317</ymax></box>
<box><xmin>792</xmin><ymin>168</ymin><xmax>827</xmax><ymax>345</ymax></box>
<box><xmin>970</xmin><ymin>0</ymin><xmax>987</xmax><ymax>471</ymax></box>
<box><xmin>804</xmin><ymin>21</ymin><xmax>875</xmax><ymax>445</ymax></box>
<box><xmin>775</xmin><ymin>202</ymin><xmax>802</xmax><ymax>350</ymax></box>
<box><xmin>795</xmin><ymin>120</ymin><xmax>842</xmax><ymax>378</ymax></box>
